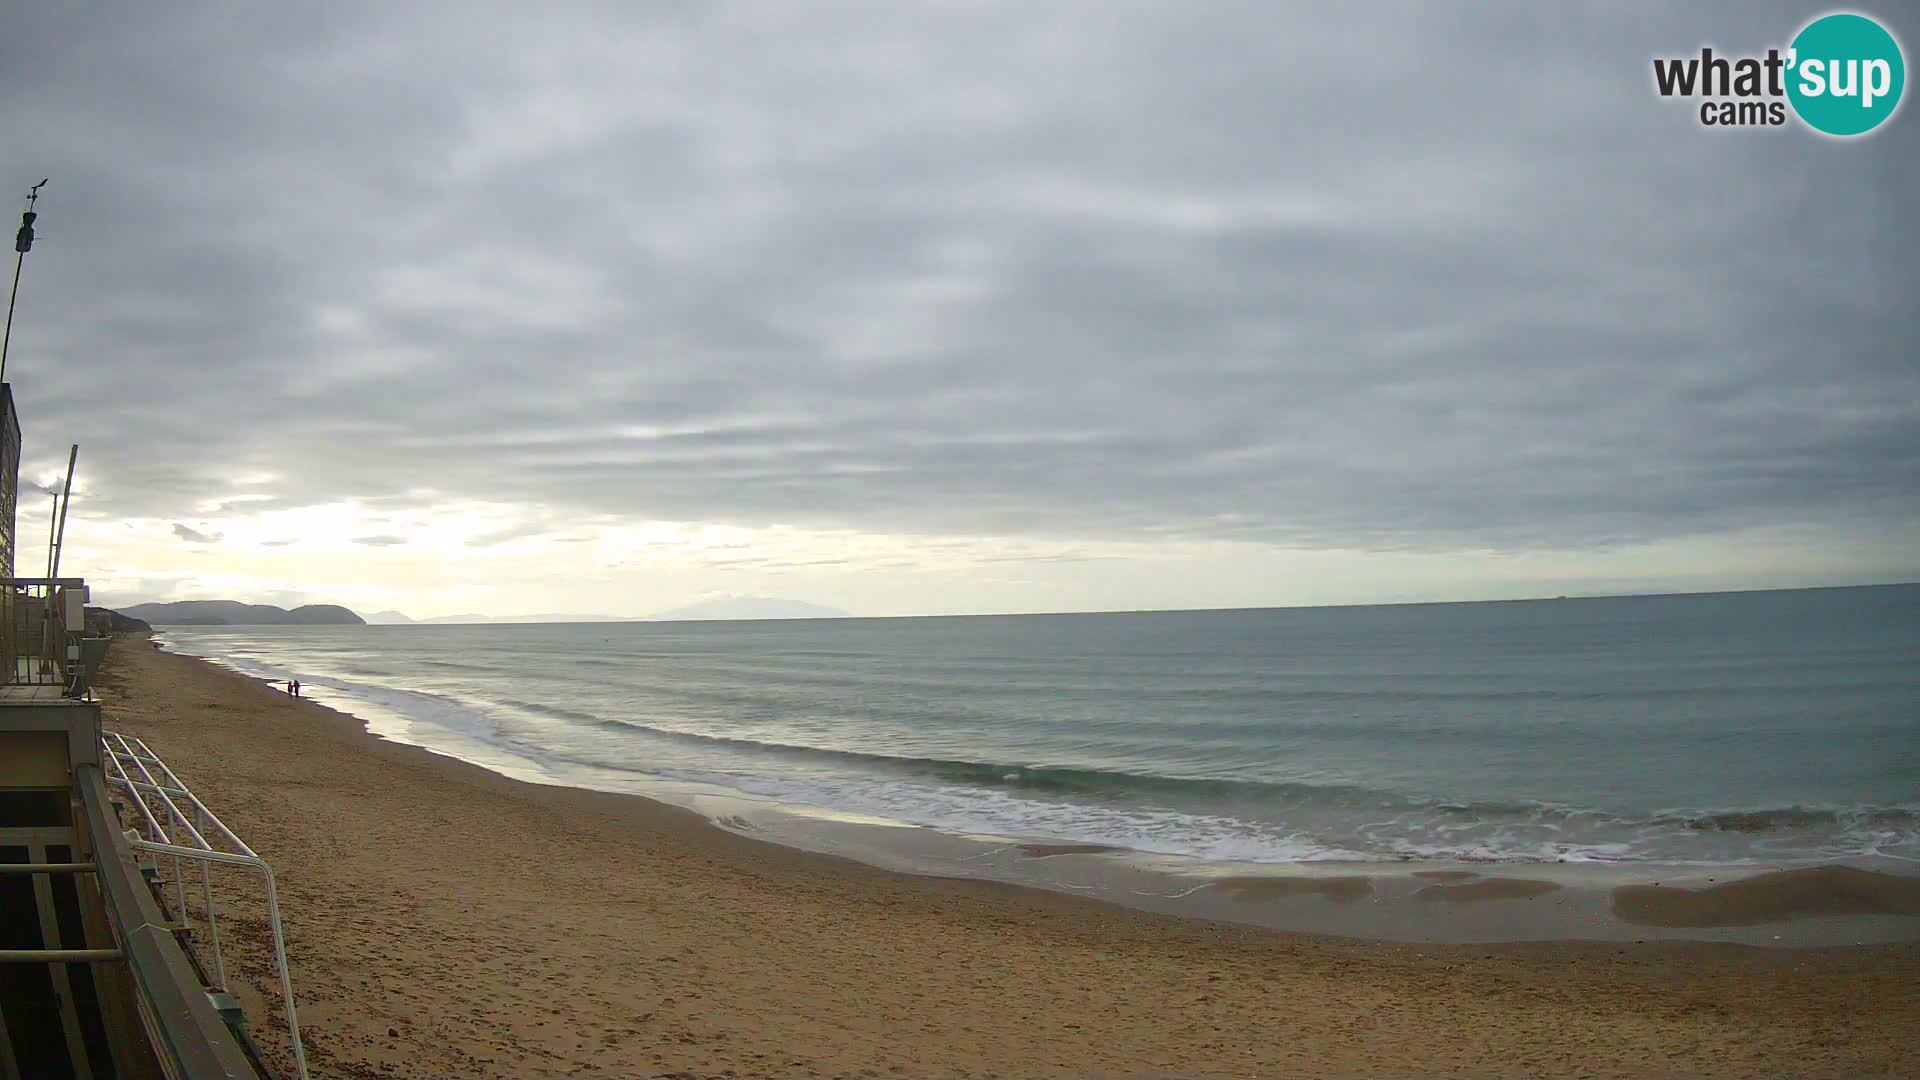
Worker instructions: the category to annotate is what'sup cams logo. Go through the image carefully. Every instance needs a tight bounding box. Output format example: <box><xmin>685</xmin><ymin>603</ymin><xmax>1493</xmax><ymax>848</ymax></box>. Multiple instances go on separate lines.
<box><xmin>1653</xmin><ymin>11</ymin><xmax>1905</xmax><ymax>136</ymax></box>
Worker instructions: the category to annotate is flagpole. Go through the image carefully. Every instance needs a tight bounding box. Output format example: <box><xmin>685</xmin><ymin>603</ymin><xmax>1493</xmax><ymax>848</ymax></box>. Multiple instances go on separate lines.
<box><xmin>44</xmin><ymin>491</ymin><xmax>57</xmax><ymax>578</ymax></box>
<box><xmin>50</xmin><ymin>444</ymin><xmax>76</xmax><ymax>579</ymax></box>
<box><xmin>1</xmin><ymin>179</ymin><xmax>49</xmax><ymax>387</ymax></box>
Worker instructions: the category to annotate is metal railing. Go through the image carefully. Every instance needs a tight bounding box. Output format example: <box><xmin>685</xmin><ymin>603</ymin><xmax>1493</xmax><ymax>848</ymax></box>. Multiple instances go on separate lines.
<box><xmin>74</xmin><ymin>766</ymin><xmax>259</xmax><ymax>1080</ymax></box>
<box><xmin>0</xmin><ymin>576</ymin><xmax>91</xmax><ymax>696</ymax></box>
<box><xmin>102</xmin><ymin>730</ymin><xmax>308</xmax><ymax>1080</ymax></box>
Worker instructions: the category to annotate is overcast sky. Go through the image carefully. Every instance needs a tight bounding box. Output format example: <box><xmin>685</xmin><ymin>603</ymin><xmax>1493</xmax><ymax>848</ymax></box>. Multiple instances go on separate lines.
<box><xmin>0</xmin><ymin>2</ymin><xmax>1913</xmax><ymax>618</ymax></box>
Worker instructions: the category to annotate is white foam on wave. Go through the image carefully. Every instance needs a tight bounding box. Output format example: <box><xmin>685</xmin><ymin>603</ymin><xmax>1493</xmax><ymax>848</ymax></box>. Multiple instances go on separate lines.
<box><xmin>692</xmin><ymin>773</ymin><xmax>1376</xmax><ymax>863</ymax></box>
<box><xmin>156</xmin><ymin>633</ymin><xmax>1920</xmax><ymax>868</ymax></box>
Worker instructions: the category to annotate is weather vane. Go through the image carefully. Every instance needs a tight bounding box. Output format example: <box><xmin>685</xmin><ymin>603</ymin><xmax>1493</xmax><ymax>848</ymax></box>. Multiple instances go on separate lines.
<box><xmin>2</xmin><ymin>178</ymin><xmax>50</xmax><ymax>386</ymax></box>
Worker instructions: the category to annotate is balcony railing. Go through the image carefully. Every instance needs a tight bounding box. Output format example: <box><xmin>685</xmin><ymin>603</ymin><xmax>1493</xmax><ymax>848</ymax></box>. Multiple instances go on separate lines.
<box><xmin>1</xmin><ymin>577</ymin><xmax>93</xmax><ymax>698</ymax></box>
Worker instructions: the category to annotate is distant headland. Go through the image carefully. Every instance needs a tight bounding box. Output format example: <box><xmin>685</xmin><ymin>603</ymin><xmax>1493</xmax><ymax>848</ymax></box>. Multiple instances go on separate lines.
<box><xmin>117</xmin><ymin>600</ymin><xmax>367</xmax><ymax>626</ymax></box>
<box><xmin>108</xmin><ymin>595</ymin><xmax>854</xmax><ymax>626</ymax></box>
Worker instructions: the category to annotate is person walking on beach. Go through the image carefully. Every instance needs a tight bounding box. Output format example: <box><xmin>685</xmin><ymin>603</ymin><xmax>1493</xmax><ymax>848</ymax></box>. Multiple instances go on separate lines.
<box><xmin>290</xmin><ymin>679</ymin><xmax>301</xmax><ymax>698</ymax></box>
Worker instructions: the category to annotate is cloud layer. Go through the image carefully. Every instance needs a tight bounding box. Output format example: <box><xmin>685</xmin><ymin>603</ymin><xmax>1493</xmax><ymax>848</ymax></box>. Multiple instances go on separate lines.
<box><xmin>0</xmin><ymin>2</ymin><xmax>1913</xmax><ymax>612</ymax></box>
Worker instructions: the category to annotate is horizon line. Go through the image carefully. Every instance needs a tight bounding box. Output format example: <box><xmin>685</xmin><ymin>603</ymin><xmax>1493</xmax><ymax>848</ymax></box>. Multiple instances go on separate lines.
<box><xmin>118</xmin><ymin>578</ymin><xmax>1919</xmax><ymax>626</ymax></box>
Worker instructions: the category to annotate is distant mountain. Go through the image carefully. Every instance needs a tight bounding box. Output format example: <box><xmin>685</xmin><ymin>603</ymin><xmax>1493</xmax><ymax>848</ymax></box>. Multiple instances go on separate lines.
<box><xmin>119</xmin><ymin>600</ymin><xmax>366</xmax><ymax>626</ymax></box>
<box><xmin>485</xmin><ymin>613</ymin><xmax>632</xmax><ymax>623</ymax></box>
<box><xmin>363</xmin><ymin>610</ymin><xmax>416</xmax><ymax>624</ymax></box>
<box><xmin>645</xmin><ymin>597</ymin><xmax>849</xmax><ymax>622</ymax></box>
<box><xmin>413</xmin><ymin>612</ymin><xmax>631</xmax><ymax>624</ymax></box>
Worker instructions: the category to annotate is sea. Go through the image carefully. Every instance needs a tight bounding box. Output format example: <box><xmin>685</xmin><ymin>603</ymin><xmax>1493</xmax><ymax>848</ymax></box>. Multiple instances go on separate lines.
<box><xmin>156</xmin><ymin>585</ymin><xmax>1920</xmax><ymax>871</ymax></box>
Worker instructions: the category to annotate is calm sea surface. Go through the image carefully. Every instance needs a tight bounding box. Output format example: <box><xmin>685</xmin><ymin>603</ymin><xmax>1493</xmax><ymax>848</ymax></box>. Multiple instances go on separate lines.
<box><xmin>158</xmin><ymin>586</ymin><xmax>1920</xmax><ymax>867</ymax></box>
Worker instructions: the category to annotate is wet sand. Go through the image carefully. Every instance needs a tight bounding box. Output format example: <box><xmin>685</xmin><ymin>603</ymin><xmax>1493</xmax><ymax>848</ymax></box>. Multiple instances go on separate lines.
<box><xmin>1614</xmin><ymin>866</ymin><xmax>1920</xmax><ymax>927</ymax></box>
<box><xmin>1215</xmin><ymin>875</ymin><xmax>1375</xmax><ymax>904</ymax></box>
<box><xmin>1416</xmin><ymin>877</ymin><xmax>1563</xmax><ymax>903</ymax></box>
<box><xmin>96</xmin><ymin>640</ymin><xmax>1919</xmax><ymax>1079</ymax></box>
<box><xmin>1016</xmin><ymin>842</ymin><xmax>1123</xmax><ymax>858</ymax></box>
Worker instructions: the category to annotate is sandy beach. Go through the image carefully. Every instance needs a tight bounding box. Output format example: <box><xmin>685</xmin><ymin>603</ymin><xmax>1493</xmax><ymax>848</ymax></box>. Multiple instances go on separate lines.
<box><xmin>95</xmin><ymin>640</ymin><xmax>1918</xmax><ymax>1079</ymax></box>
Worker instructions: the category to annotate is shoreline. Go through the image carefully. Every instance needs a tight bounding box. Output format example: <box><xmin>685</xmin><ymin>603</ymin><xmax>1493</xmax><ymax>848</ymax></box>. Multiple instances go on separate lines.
<box><xmin>98</xmin><ymin>636</ymin><xmax>1920</xmax><ymax>1078</ymax></box>
<box><xmin>157</xmin><ymin>633</ymin><xmax>1920</xmax><ymax>949</ymax></box>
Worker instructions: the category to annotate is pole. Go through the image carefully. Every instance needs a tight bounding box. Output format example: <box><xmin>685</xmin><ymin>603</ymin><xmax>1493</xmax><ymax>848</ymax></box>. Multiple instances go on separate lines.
<box><xmin>50</xmin><ymin>444</ymin><xmax>76</xmax><ymax>579</ymax></box>
<box><xmin>1</xmin><ymin>179</ymin><xmax>48</xmax><ymax>387</ymax></box>
<box><xmin>0</xmin><ymin>248</ymin><xmax>24</xmax><ymax>384</ymax></box>
<box><xmin>44</xmin><ymin>491</ymin><xmax>56</xmax><ymax>578</ymax></box>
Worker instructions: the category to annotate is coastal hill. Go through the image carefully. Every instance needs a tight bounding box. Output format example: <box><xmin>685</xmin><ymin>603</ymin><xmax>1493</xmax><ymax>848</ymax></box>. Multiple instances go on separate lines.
<box><xmin>110</xmin><ymin>596</ymin><xmax>848</xmax><ymax>627</ymax></box>
<box><xmin>119</xmin><ymin>600</ymin><xmax>366</xmax><ymax>626</ymax></box>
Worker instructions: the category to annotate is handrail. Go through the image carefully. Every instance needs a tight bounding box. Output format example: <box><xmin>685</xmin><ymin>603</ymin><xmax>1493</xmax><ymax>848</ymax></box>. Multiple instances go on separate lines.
<box><xmin>101</xmin><ymin>731</ymin><xmax>308</xmax><ymax>1080</ymax></box>
<box><xmin>0</xmin><ymin>949</ymin><xmax>124</xmax><ymax>963</ymax></box>
<box><xmin>74</xmin><ymin>765</ymin><xmax>258</xmax><ymax>1079</ymax></box>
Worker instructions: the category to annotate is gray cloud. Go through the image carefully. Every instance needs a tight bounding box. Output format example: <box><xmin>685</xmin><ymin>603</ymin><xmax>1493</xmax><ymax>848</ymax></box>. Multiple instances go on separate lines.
<box><xmin>0</xmin><ymin>2</ymin><xmax>1914</xmax><ymax>567</ymax></box>
<box><xmin>171</xmin><ymin>524</ymin><xmax>221</xmax><ymax>544</ymax></box>
<box><xmin>351</xmin><ymin>536</ymin><xmax>408</xmax><ymax>547</ymax></box>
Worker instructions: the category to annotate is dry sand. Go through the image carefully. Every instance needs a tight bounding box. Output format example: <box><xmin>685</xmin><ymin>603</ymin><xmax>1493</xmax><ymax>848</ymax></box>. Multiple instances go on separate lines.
<box><xmin>95</xmin><ymin>640</ymin><xmax>1918</xmax><ymax>1079</ymax></box>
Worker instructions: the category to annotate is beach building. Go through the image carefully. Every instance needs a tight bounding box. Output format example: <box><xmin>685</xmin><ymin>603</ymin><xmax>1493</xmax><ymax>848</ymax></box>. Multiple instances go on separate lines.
<box><xmin>0</xmin><ymin>380</ymin><xmax>296</xmax><ymax>1079</ymax></box>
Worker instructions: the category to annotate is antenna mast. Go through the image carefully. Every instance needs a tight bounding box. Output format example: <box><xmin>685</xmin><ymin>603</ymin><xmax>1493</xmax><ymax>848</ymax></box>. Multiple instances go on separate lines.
<box><xmin>1</xmin><ymin>179</ymin><xmax>48</xmax><ymax>387</ymax></box>
<box><xmin>50</xmin><ymin>444</ymin><xmax>76</xmax><ymax>579</ymax></box>
<box><xmin>43</xmin><ymin>490</ymin><xmax>57</xmax><ymax>578</ymax></box>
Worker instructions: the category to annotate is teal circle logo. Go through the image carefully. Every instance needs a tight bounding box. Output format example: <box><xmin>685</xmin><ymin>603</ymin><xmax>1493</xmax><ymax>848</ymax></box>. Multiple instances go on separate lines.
<box><xmin>1787</xmin><ymin>13</ymin><xmax>1905</xmax><ymax>136</ymax></box>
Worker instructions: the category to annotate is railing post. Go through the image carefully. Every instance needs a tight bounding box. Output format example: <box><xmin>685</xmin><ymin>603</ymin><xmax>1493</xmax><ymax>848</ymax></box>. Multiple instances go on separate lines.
<box><xmin>257</xmin><ymin>863</ymin><xmax>307</xmax><ymax>1079</ymax></box>
<box><xmin>196</xmin><ymin>803</ymin><xmax>227</xmax><ymax>990</ymax></box>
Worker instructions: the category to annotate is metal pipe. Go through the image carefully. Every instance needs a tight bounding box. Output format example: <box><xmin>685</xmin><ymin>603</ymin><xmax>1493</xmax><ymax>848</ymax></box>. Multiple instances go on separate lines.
<box><xmin>257</xmin><ymin>861</ymin><xmax>308</xmax><ymax>1077</ymax></box>
<box><xmin>114</xmin><ymin>738</ymin><xmax>214</xmax><ymax>850</ymax></box>
<box><xmin>73</xmin><ymin>765</ymin><xmax>259</xmax><ymax>1080</ymax></box>
<box><xmin>103</xmin><ymin>738</ymin><xmax>188</xmax><ymax>935</ymax></box>
<box><xmin>107</xmin><ymin>737</ymin><xmax>210</xmax><ymax>926</ymax></box>
<box><xmin>108</xmin><ymin>736</ymin><xmax>205</xmax><ymax>924</ymax></box>
<box><xmin>124</xmin><ymin>839</ymin><xmax>263</xmax><ymax>869</ymax></box>
<box><xmin>120</xmin><ymin>837</ymin><xmax>309</xmax><ymax>1078</ymax></box>
<box><xmin>115</xmin><ymin>777</ymin><xmax>192</xmax><ymax>798</ymax></box>
<box><xmin>104</xmin><ymin>743</ymin><xmax>171</xmax><ymax>847</ymax></box>
<box><xmin>196</xmin><ymin>806</ymin><xmax>227</xmax><ymax>989</ymax></box>
<box><xmin>133</xmin><ymin>735</ymin><xmax>260</xmax><ymax>857</ymax></box>
<box><xmin>0</xmin><ymin>949</ymin><xmax>123</xmax><ymax>963</ymax></box>
<box><xmin>0</xmin><ymin>862</ymin><xmax>95</xmax><ymax>874</ymax></box>
<box><xmin>104</xmin><ymin>732</ymin><xmax>310</xmax><ymax>1079</ymax></box>
<box><xmin>44</xmin><ymin>492</ymin><xmax>57</xmax><ymax>579</ymax></box>
<box><xmin>0</xmin><ymin>247</ymin><xmax>23</xmax><ymax>384</ymax></box>
<box><xmin>49</xmin><ymin>444</ymin><xmax>76</xmax><ymax>579</ymax></box>
<box><xmin>108</xmin><ymin>769</ymin><xmax>168</xmax><ymax>847</ymax></box>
